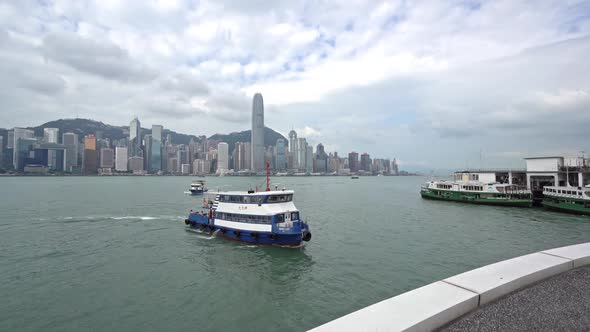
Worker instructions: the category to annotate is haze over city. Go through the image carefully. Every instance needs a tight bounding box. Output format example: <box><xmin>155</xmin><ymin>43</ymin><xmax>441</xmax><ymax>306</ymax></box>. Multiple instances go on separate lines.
<box><xmin>1</xmin><ymin>0</ymin><xmax>589</xmax><ymax>169</ymax></box>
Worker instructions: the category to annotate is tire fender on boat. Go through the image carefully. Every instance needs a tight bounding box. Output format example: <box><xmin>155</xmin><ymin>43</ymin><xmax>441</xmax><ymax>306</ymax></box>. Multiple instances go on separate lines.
<box><xmin>233</xmin><ymin>230</ymin><xmax>241</xmax><ymax>237</ymax></box>
<box><xmin>184</xmin><ymin>219</ymin><xmax>190</xmax><ymax>225</ymax></box>
<box><xmin>303</xmin><ymin>232</ymin><xmax>312</xmax><ymax>242</ymax></box>
<box><xmin>269</xmin><ymin>233</ymin><xmax>276</xmax><ymax>240</ymax></box>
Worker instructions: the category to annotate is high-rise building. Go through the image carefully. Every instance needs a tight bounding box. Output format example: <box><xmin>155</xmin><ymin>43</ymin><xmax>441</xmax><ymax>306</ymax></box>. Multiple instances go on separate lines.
<box><xmin>392</xmin><ymin>158</ymin><xmax>399</xmax><ymax>175</ymax></box>
<box><xmin>234</xmin><ymin>142</ymin><xmax>250</xmax><ymax>170</ymax></box>
<box><xmin>151</xmin><ymin>125</ymin><xmax>163</xmax><ymax>172</ymax></box>
<box><xmin>100</xmin><ymin>148</ymin><xmax>114</xmax><ymax>169</ymax></box>
<box><xmin>43</xmin><ymin>128</ymin><xmax>59</xmax><ymax>143</ymax></box>
<box><xmin>14</xmin><ymin>137</ymin><xmax>36</xmax><ymax>171</ymax></box>
<box><xmin>83</xmin><ymin>134</ymin><xmax>98</xmax><ymax>174</ymax></box>
<box><xmin>251</xmin><ymin>93</ymin><xmax>265</xmax><ymax>172</ymax></box>
<box><xmin>288</xmin><ymin>130</ymin><xmax>298</xmax><ymax>169</ymax></box>
<box><xmin>128</xmin><ymin>156</ymin><xmax>144</xmax><ymax>172</ymax></box>
<box><xmin>129</xmin><ymin>118</ymin><xmax>141</xmax><ymax>156</ymax></box>
<box><xmin>348</xmin><ymin>152</ymin><xmax>359</xmax><ymax>173</ymax></box>
<box><xmin>297</xmin><ymin>137</ymin><xmax>307</xmax><ymax>172</ymax></box>
<box><xmin>305</xmin><ymin>145</ymin><xmax>313</xmax><ymax>173</ymax></box>
<box><xmin>115</xmin><ymin>146</ymin><xmax>128</xmax><ymax>171</ymax></box>
<box><xmin>217</xmin><ymin>142</ymin><xmax>229</xmax><ymax>174</ymax></box>
<box><xmin>360</xmin><ymin>153</ymin><xmax>371</xmax><ymax>172</ymax></box>
<box><xmin>314</xmin><ymin>143</ymin><xmax>328</xmax><ymax>173</ymax></box>
<box><xmin>62</xmin><ymin>132</ymin><xmax>79</xmax><ymax>172</ymax></box>
<box><xmin>7</xmin><ymin>130</ymin><xmax>14</xmax><ymax>149</ymax></box>
<box><xmin>193</xmin><ymin>159</ymin><xmax>211</xmax><ymax>175</ymax></box>
<box><xmin>0</xmin><ymin>136</ymin><xmax>3</xmax><ymax>165</ymax></box>
<box><xmin>12</xmin><ymin>128</ymin><xmax>35</xmax><ymax>170</ymax></box>
<box><xmin>275</xmin><ymin>138</ymin><xmax>287</xmax><ymax>171</ymax></box>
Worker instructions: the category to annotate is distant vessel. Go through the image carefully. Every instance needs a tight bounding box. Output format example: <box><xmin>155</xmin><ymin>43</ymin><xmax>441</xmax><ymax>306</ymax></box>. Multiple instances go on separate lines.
<box><xmin>188</xmin><ymin>180</ymin><xmax>208</xmax><ymax>195</ymax></box>
<box><xmin>542</xmin><ymin>185</ymin><xmax>590</xmax><ymax>215</ymax></box>
<box><xmin>351</xmin><ymin>175</ymin><xmax>359</xmax><ymax>179</ymax></box>
<box><xmin>420</xmin><ymin>180</ymin><xmax>532</xmax><ymax>207</ymax></box>
<box><xmin>184</xmin><ymin>164</ymin><xmax>312</xmax><ymax>246</ymax></box>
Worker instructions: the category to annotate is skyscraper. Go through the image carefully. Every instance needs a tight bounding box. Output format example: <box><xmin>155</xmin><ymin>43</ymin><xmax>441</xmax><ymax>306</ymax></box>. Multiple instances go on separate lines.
<box><xmin>151</xmin><ymin>125</ymin><xmax>163</xmax><ymax>172</ymax></box>
<box><xmin>288</xmin><ymin>130</ymin><xmax>298</xmax><ymax>169</ymax></box>
<box><xmin>360</xmin><ymin>153</ymin><xmax>371</xmax><ymax>172</ymax></box>
<box><xmin>348</xmin><ymin>152</ymin><xmax>359</xmax><ymax>172</ymax></box>
<box><xmin>297</xmin><ymin>137</ymin><xmax>307</xmax><ymax>172</ymax></box>
<box><xmin>115</xmin><ymin>146</ymin><xmax>128</xmax><ymax>172</ymax></box>
<box><xmin>217</xmin><ymin>142</ymin><xmax>229</xmax><ymax>174</ymax></box>
<box><xmin>83</xmin><ymin>134</ymin><xmax>98</xmax><ymax>174</ymax></box>
<box><xmin>12</xmin><ymin>128</ymin><xmax>35</xmax><ymax>169</ymax></box>
<box><xmin>275</xmin><ymin>138</ymin><xmax>287</xmax><ymax>171</ymax></box>
<box><xmin>100</xmin><ymin>148</ymin><xmax>114</xmax><ymax>169</ymax></box>
<box><xmin>129</xmin><ymin>118</ymin><xmax>141</xmax><ymax>156</ymax></box>
<box><xmin>62</xmin><ymin>132</ymin><xmax>79</xmax><ymax>172</ymax></box>
<box><xmin>251</xmin><ymin>93</ymin><xmax>265</xmax><ymax>172</ymax></box>
<box><xmin>43</xmin><ymin>128</ymin><xmax>59</xmax><ymax>143</ymax></box>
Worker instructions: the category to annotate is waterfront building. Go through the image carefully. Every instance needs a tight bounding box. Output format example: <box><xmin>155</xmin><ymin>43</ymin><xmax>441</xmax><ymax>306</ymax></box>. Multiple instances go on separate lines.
<box><xmin>275</xmin><ymin>138</ymin><xmax>287</xmax><ymax>171</ymax></box>
<box><xmin>128</xmin><ymin>156</ymin><xmax>144</xmax><ymax>172</ymax></box>
<box><xmin>176</xmin><ymin>144</ymin><xmax>189</xmax><ymax>173</ymax></box>
<box><xmin>233</xmin><ymin>142</ymin><xmax>250</xmax><ymax>170</ymax></box>
<box><xmin>0</xmin><ymin>136</ymin><xmax>3</xmax><ymax>165</ymax></box>
<box><xmin>265</xmin><ymin>146</ymin><xmax>274</xmax><ymax>170</ymax></box>
<box><xmin>143</xmin><ymin>134</ymin><xmax>152</xmax><ymax>171</ymax></box>
<box><xmin>115</xmin><ymin>146</ymin><xmax>128</xmax><ymax>172</ymax></box>
<box><xmin>288</xmin><ymin>130</ymin><xmax>298</xmax><ymax>169</ymax></box>
<box><xmin>348</xmin><ymin>152</ymin><xmax>359</xmax><ymax>173</ymax></box>
<box><xmin>306</xmin><ymin>146</ymin><xmax>313</xmax><ymax>173</ymax></box>
<box><xmin>360</xmin><ymin>153</ymin><xmax>371</xmax><ymax>172</ymax></box>
<box><xmin>7</xmin><ymin>130</ymin><xmax>14</xmax><ymax>149</ymax></box>
<box><xmin>168</xmin><ymin>158</ymin><xmax>178</xmax><ymax>174</ymax></box>
<box><xmin>100</xmin><ymin>148</ymin><xmax>114</xmax><ymax>169</ymax></box>
<box><xmin>43</xmin><ymin>128</ymin><xmax>59</xmax><ymax>143</ymax></box>
<box><xmin>287</xmin><ymin>152</ymin><xmax>295</xmax><ymax>171</ymax></box>
<box><xmin>181</xmin><ymin>164</ymin><xmax>190</xmax><ymax>175</ymax></box>
<box><xmin>314</xmin><ymin>143</ymin><xmax>328</xmax><ymax>173</ymax></box>
<box><xmin>14</xmin><ymin>137</ymin><xmax>37</xmax><ymax>171</ymax></box>
<box><xmin>62</xmin><ymin>133</ymin><xmax>79</xmax><ymax>172</ymax></box>
<box><xmin>297</xmin><ymin>137</ymin><xmax>307</xmax><ymax>172</ymax></box>
<box><xmin>12</xmin><ymin>128</ymin><xmax>35</xmax><ymax>169</ymax></box>
<box><xmin>151</xmin><ymin>125</ymin><xmax>163</xmax><ymax>172</ymax></box>
<box><xmin>251</xmin><ymin>93</ymin><xmax>265</xmax><ymax>172</ymax></box>
<box><xmin>392</xmin><ymin>158</ymin><xmax>399</xmax><ymax>175</ymax></box>
<box><xmin>217</xmin><ymin>142</ymin><xmax>229</xmax><ymax>174</ymax></box>
<box><xmin>129</xmin><ymin>117</ymin><xmax>142</xmax><ymax>157</ymax></box>
<box><xmin>193</xmin><ymin>159</ymin><xmax>211</xmax><ymax>175</ymax></box>
<box><xmin>83</xmin><ymin>134</ymin><xmax>98</xmax><ymax>174</ymax></box>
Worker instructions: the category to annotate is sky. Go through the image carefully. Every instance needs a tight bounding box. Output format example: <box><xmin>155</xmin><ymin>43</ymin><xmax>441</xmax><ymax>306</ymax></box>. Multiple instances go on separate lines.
<box><xmin>0</xmin><ymin>0</ymin><xmax>589</xmax><ymax>170</ymax></box>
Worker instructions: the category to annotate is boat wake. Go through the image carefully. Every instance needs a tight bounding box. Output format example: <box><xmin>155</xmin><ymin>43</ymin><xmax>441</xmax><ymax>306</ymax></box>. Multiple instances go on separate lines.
<box><xmin>185</xmin><ymin>228</ymin><xmax>220</xmax><ymax>240</ymax></box>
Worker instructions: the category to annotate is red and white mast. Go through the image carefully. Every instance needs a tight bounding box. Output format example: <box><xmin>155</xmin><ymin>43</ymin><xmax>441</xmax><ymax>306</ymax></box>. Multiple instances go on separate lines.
<box><xmin>266</xmin><ymin>162</ymin><xmax>271</xmax><ymax>191</ymax></box>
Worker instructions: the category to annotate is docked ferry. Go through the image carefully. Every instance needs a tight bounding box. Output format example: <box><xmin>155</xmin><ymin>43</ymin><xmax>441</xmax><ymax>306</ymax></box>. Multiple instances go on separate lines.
<box><xmin>420</xmin><ymin>180</ymin><xmax>532</xmax><ymax>207</ymax></box>
<box><xmin>188</xmin><ymin>180</ymin><xmax>208</xmax><ymax>195</ymax></box>
<box><xmin>184</xmin><ymin>188</ymin><xmax>312</xmax><ymax>246</ymax></box>
<box><xmin>542</xmin><ymin>186</ymin><xmax>590</xmax><ymax>215</ymax></box>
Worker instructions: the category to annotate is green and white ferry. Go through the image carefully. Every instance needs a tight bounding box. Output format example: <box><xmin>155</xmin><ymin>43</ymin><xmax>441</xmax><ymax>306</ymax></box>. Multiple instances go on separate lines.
<box><xmin>420</xmin><ymin>172</ymin><xmax>532</xmax><ymax>207</ymax></box>
<box><xmin>542</xmin><ymin>185</ymin><xmax>590</xmax><ymax>215</ymax></box>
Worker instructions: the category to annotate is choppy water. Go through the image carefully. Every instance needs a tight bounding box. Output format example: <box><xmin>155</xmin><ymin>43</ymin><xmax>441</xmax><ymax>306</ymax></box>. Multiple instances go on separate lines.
<box><xmin>1</xmin><ymin>176</ymin><xmax>589</xmax><ymax>331</ymax></box>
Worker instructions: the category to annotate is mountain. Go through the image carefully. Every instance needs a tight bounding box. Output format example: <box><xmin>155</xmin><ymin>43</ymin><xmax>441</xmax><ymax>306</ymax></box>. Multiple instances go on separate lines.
<box><xmin>209</xmin><ymin>128</ymin><xmax>287</xmax><ymax>153</ymax></box>
<box><xmin>1</xmin><ymin>119</ymin><xmax>286</xmax><ymax>151</ymax></box>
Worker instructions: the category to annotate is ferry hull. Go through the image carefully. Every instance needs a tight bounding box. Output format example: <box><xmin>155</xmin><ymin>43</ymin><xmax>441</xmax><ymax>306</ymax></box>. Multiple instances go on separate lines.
<box><xmin>185</xmin><ymin>215</ymin><xmax>310</xmax><ymax>246</ymax></box>
<box><xmin>542</xmin><ymin>200</ymin><xmax>590</xmax><ymax>216</ymax></box>
<box><xmin>421</xmin><ymin>191</ymin><xmax>532</xmax><ymax>208</ymax></box>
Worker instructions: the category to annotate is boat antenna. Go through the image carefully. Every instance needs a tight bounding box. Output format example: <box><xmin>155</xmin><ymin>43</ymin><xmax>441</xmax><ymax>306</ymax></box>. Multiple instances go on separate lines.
<box><xmin>266</xmin><ymin>162</ymin><xmax>271</xmax><ymax>191</ymax></box>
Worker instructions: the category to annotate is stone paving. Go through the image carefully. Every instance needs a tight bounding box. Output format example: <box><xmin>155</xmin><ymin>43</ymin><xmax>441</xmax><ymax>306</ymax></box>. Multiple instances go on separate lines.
<box><xmin>441</xmin><ymin>265</ymin><xmax>590</xmax><ymax>331</ymax></box>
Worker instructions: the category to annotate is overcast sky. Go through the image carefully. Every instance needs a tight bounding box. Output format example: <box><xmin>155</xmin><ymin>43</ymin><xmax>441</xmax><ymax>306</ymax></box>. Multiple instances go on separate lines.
<box><xmin>0</xmin><ymin>0</ymin><xmax>589</xmax><ymax>169</ymax></box>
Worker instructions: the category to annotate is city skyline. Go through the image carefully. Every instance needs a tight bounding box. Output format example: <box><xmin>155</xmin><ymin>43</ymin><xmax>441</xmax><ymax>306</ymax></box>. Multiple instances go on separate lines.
<box><xmin>0</xmin><ymin>1</ymin><xmax>589</xmax><ymax>169</ymax></box>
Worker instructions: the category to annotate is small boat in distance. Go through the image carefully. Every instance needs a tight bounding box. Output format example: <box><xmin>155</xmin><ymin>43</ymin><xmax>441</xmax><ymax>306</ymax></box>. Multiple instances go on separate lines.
<box><xmin>542</xmin><ymin>185</ymin><xmax>590</xmax><ymax>215</ymax></box>
<box><xmin>187</xmin><ymin>180</ymin><xmax>208</xmax><ymax>195</ymax></box>
<box><xmin>351</xmin><ymin>175</ymin><xmax>359</xmax><ymax>179</ymax></box>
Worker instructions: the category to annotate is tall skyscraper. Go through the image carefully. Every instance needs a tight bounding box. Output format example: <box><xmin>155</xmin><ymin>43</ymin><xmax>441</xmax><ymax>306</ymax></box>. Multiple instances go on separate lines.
<box><xmin>251</xmin><ymin>93</ymin><xmax>265</xmax><ymax>172</ymax></box>
<box><xmin>314</xmin><ymin>143</ymin><xmax>328</xmax><ymax>173</ymax></box>
<box><xmin>305</xmin><ymin>145</ymin><xmax>313</xmax><ymax>173</ymax></box>
<box><xmin>288</xmin><ymin>130</ymin><xmax>298</xmax><ymax>169</ymax></box>
<box><xmin>275</xmin><ymin>138</ymin><xmax>287</xmax><ymax>171</ymax></box>
<box><xmin>43</xmin><ymin>128</ymin><xmax>59</xmax><ymax>143</ymax></box>
<box><xmin>62</xmin><ymin>132</ymin><xmax>79</xmax><ymax>172</ymax></box>
<box><xmin>129</xmin><ymin>118</ymin><xmax>141</xmax><ymax>156</ymax></box>
<box><xmin>83</xmin><ymin>134</ymin><xmax>98</xmax><ymax>174</ymax></box>
<box><xmin>297</xmin><ymin>137</ymin><xmax>307</xmax><ymax>172</ymax></box>
<box><xmin>217</xmin><ymin>142</ymin><xmax>229</xmax><ymax>174</ymax></box>
<box><xmin>348</xmin><ymin>152</ymin><xmax>359</xmax><ymax>172</ymax></box>
<box><xmin>115</xmin><ymin>146</ymin><xmax>128</xmax><ymax>171</ymax></box>
<box><xmin>360</xmin><ymin>153</ymin><xmax>371</xmax><ymax>172</ymax></box>
<box><xmin>12</xmin><ymin>128</ymin><xmax>35</xmax><ymax>169</ymax></box>
<box><xmin>151</xmin><ymin>125</ymin><xmax>163</xmax><ymax>172</ymax></box>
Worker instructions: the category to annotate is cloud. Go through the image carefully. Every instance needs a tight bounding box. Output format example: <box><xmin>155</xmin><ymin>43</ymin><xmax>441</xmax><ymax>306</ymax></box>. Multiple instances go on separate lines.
<box><xmin>42</xmin><ymin>32</ymin><xmax>157</xmax><ymax>82</ymax></box>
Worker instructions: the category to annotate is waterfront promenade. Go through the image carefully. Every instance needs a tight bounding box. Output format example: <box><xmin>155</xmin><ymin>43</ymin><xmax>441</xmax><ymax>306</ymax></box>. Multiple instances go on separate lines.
<box><xmin>310</xmin><ymin>242</ymin><xmax>590</xmax><ymax>331</ymax></box>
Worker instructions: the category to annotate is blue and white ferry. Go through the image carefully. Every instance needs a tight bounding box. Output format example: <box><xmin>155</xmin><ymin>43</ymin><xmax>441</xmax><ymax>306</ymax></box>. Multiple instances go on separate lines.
<box><xmin>184</xmin><ymin>188</ymin><xmax>312</xmax><ymax>246</ymax></box>
<box><xmin>187</xmin><ymin>180</ymin><xmax>208</xmax><ymax>195</ymax></box>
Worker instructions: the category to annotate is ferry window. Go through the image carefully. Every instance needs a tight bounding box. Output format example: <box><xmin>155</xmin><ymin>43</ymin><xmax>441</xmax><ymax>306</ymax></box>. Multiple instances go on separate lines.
<box><xmin>268</xmin><ymin>195</ymin><xmax>279</xmax><ymax>202</ymax></box>
<box><xmin>291</xmin><ymin>212</ymin><xmax>299</xmax><ymax>220</ymax></box>
<box><xmin>277</xmin><ymin>214</ymin><xmax>284</xmax><ymax>223</ymax></box>
<box><xmin>278</xmin><ymin>195</ymin><xmax>286</xmax><ymax>202</ymax></box>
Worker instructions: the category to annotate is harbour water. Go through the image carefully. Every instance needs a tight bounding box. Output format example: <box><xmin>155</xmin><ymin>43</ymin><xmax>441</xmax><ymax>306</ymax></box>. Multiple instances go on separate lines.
<box><xmin>1</xmin><ymin>176</ymin><xmax>589</xmax><ymax>331</ymax></box>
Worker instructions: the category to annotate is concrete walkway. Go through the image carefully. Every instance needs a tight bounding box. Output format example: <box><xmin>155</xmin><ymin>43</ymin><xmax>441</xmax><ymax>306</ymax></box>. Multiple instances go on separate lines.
<box><xmin>441</xmin><ymin>265</ymin><xmax>590</xmax><ymax>331</ymax></box>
